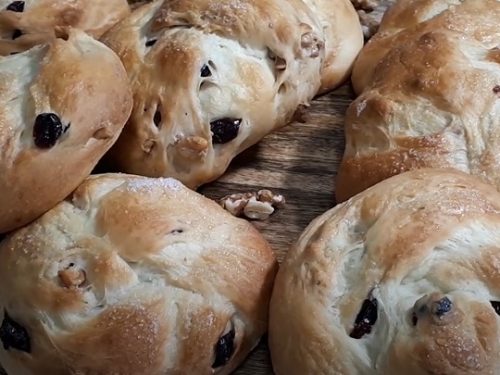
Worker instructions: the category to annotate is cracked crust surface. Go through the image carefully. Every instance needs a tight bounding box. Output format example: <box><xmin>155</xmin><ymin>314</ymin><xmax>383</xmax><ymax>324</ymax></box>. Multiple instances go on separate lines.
<box><xmin>336</xmin><ymin>0</ymin><xmax>500</xmax><ymax>202</ymax></box>
<box><xmin>0</xmin><ymin>174</ymin><xmax>277</xmax><ymax>375</ymax></box>
<box><xmin>270</xmin><ymin>169</ymin><xmax>500</xmax><ymax>375</ymax></box>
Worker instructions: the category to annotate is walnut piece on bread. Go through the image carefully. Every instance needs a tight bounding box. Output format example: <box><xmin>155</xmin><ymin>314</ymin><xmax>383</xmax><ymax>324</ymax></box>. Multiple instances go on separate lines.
<box><xmin>0</xmin><ymin>174</ymin><xmax>277</xmax><ymax>375</ymax></box>
<box><xmin>0</xmin><ymin>0</ymin><xmax>130</xmax><ymax>55</ymax></box>
<box><xmin>219</xmin><ymin>190</ymin><xmax>286</xmax><ymax>221</ymax></box>
<box><xmin>270</xmin><ymin>169</ymin><xmax>500</xmax><ymax>375</ymax></box>
<box><xmin>100</xmin><ymin>0</ymin><xmax>363</xmax><ymax>188</ymax></box>
<box><xmin>0</xmin><ymin>30</ymin><xmax>132</xmax><ymax>233</ymax></box>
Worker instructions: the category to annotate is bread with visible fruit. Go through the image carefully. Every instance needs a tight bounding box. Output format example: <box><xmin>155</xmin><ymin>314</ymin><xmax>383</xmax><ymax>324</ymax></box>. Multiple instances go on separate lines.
<box><xmin>0</xmin><ymin>30</ymin><xmax>132</xmax><ymax>233</ymax></box>
<box><xmin>0</xmin><ymin>0</ymin><xmax>130</xmax><ymax>55</ymax></box>
<box><xmin>270</xmin><ymin>168</ymin><xmax>500</xmax><ymax>374</ymax></box>
<box><xmin>0</xmin><ymin>174</ymin><xmax>277</xmax><ymax>374</ymax></box>
<box><xmin>101</xmin><ymin>0</ymin><xmax>363</xmax><ymax>188</ymax></box>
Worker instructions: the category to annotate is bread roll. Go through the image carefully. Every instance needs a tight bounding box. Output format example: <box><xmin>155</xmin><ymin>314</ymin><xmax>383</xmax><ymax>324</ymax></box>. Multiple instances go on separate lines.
<box><xmin>270</xmin><ymin>168</ymin><xmax>500</xmax><ymax>374</ymax></box>
<box><xmin>0</xmin><ymin>0</ymin><xmax>131</xmax><ymax>55</ymax></box>
<box><xmin>336</xmin><ymin>0</ymin><xmax>500</xmax><ymax>202</ymax></box>
<box><xmin>0</xmin><ymin>174</ymin><xmax>277</xmax><ymax>374</ymax></box>
<box><xmin>100</xmin><ymin>0</ymin><xmax>363</xmax><ymax>188</ymax></box>
<box><xmin>0</xmin><ymin>30</ymin><xmax>132</xmax><ymax>233</ymax></box>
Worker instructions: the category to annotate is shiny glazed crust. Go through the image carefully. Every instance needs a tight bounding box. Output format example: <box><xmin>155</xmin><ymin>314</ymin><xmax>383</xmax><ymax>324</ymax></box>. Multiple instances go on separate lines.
<box><xmin>336</xmin><ymin>0</ymin><xmax>500</xmax><ymax>202</ymax></box>
<box><xmin>0</xmin><ymin>174</ymin><xmax>277</xmax><ymax>374</ymax></box>
<box><xmin>0</xmin><ymin>30</ymin><xmax>133</xmax><ymax>233</ymax></box>
<box><xmin>100</xmin><ymin>0</ymin><xmax>363</xmax><ymax>188</ymax></box>
<box><xmin>270</xmin><ymin>168</ymin><xmax>500</xmax><ymax>374</ymax></box>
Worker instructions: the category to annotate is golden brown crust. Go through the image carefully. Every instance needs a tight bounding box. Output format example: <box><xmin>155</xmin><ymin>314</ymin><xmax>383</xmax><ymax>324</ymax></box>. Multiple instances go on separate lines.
<box><xmin>0</xmin><ymin>0</ymin><xmax>130</xmax><ymax>55</ymax></box>
<box><xmin>0</xmin><ymin>174</ymin><xmax>277</xmax><ymax>374</ymax></box>
<box><xmin>0</xmin><ymin>30</ymin><xmax>133</xmax><ymax>233</ymax></box>
<box><xmin>270</xmin><ymin>169</ymin><xmax>500</xmax><ymax>374</ymax></box>
<box><xmin>100</xmin><ymin>0</ymin><xmax>362</xmax><ymax>188</ymax></box>
<box><xmin>336</xmin><ymin>0</ymin><xmax>500</xmax><ymax>202</ymax></box>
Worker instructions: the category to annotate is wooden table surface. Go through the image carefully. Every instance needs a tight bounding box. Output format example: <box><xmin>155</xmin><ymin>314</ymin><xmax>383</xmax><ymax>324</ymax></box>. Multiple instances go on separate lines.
<box><xmin>200</xmin><ymin>83</ymin><xmax>354</xmax><ymax>375</ymax></box>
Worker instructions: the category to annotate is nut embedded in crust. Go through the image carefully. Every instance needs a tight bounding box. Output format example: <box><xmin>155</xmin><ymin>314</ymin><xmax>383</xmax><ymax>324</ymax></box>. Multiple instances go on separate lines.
<box><xmin>58</xmin><ymin>265</ymin><xmax>86</xmax><ymax>288</ymax></box>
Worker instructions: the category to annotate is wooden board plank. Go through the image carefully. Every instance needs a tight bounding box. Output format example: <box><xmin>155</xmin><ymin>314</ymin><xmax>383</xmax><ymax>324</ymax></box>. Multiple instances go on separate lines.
<box><xmin>200</xmin><ymin>84</ymin><xmax>354</xmax><ymax>374</ymax></box>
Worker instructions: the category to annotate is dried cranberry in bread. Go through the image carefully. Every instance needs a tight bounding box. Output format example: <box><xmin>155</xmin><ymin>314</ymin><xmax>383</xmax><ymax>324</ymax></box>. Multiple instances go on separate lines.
<box><xmin>0</xmin><ymin>174</ymin><xmax>277</xmax><ymax>374</ymax></box>
<box><xmin>336</xmin><ymin>0</ymin><xmax>500</xmax><ymax>202</ymax></box>
<box><xmin>100</xmin><ymin>0</ymin><xmax>363</xmax><ymax>188</ymax></box>
<box><xmin>270</xmin><ymin>169</ymin><xmax>500</xmax><ymax>374</ymax></box>
<box><xmin>0</xmin><ymin>30</ymin><xmax>132</xmax><ymax>233</ymax></box>
<box><xmin>0</xmin><ymin>0</ymin><xmax>131</xmax><ymax>55</ymax></box>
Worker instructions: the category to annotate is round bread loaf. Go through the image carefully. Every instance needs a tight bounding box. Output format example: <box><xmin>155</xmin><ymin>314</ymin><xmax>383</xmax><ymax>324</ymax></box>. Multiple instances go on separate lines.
<box><xmin>0</xmin><ymin>30</ymin><xmax>133</xmax><ymax>233</ymax></box>
<box><xmin>0</xmin><ymin>0</ymin><xmax>130</xmax><ymax>55</ymax></box>
<box><xmin>0</xmin><ymin>174</ymin><xmax>277</xmax><ymax>374</ymax></box>
<box><xmin>100</xmin><ymin>0</ymin><xmax>363</xmax><ymax>188</ymax></box>
<box><xmin>270</xmin><ymin>169</ymin><xmax>500</xmax><ymax>374</ymax></box>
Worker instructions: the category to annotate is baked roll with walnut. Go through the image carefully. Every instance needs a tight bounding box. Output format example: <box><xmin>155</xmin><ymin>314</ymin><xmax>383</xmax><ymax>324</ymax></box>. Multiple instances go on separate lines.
<box><xmin>0</xmin><ymin>0</ymin><xmax>131</xmax><ymax>55</ymax></box>
<box><xmin>336</xmin><ymin>0</ymin><xmax>500</xmax><ymax>202</ymax></box>
<box><xmin>270</xmin><ymin>168</ymin><xmax>500</xmax><ymax>375</ymax></box>
<box><xmin>0</xmin><ymin>174</ymin><xmax>277</xmax><ymax>375</ymax></box>
<box><xmin>100</xmin><ymin>0</ymin><xmax>363</xmax><ymax>188</ymax></box>
<box><xmin>0</xmin><ymin>30</ymin><xmax>132</xmax><ymax>233</ymax></box>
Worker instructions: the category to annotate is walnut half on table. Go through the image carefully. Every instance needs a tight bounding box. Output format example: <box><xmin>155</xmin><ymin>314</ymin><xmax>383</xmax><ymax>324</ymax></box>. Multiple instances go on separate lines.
<box><xmin>218</xmin><ymin>190</ymin><xmax>286</xmax><ymax>221</ymax></box>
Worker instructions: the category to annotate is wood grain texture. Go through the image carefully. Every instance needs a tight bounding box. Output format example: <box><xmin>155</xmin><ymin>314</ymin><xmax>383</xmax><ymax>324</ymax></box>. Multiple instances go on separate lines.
<box><xmin>200</xmin><ymin>84</ymin><xmax>354</xmax><ymax>374</ymax></box>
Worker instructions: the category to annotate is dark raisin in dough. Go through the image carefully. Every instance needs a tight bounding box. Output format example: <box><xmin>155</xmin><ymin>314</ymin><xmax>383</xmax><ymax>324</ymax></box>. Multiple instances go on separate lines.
<box><xmin>12</xmin><ymin>29</ymin><xmax>22</xmax><ymax>40</ymax></box>
<box><xmin>210</xmin><ymin>118</ymin><xmax>241</xmax><ymax>144</ymax></box>
<box><xmin>212</xmin><ymin>327</ymin><xmax>236</xmax><ymax>368</ymax></box>
<box><xmin>200</xmin><ymin>64</ymin><xmax>211</xmax><ymax>77</ymax></box>
<box><xmin>145</xmin><ymin>39</ymin><xmax>157</xmax><ymax>47</ymax></box>
<box><xmin>411</xmin><ymin>312</ymin><xmax>418</xmax><ymax>326</ymax></box>
<box><xmin>33</xmin><ymin>113</ymin><xmax>68</xmax><ymax>148</ymax></box>
<box><xmin>432</xmin><ymin>297</ymin><xmax>452</xmax><ymax>317</ymax></box>
<box><xmin>153</xmin><ymin>110</ymin><xmax>162</xmax><ymax>128</ymax></box>
<box><xmin>494</xmin><ymin>85</ymin><xmax>500</xmax><ymax>94</ymax></box>
<box><xmin>6</xmin><ymin>1</ymin><xmax>24</xmax><ymax>12</ymax></box>
<box><xmin>349</xmin><ymin>297</ymin><xmax>378</xmax><ymax>339</ymax></box>
<box><xmin>169</xmin><ymin>229</ymin><xmax>183</xmax><ymax>234</ymax></box>
<box><xmin>491</xmin><ymin>301</ymin><xmax>500</xmax><ymax>315</ymax></box>
<box><xmin>0</xmin><ymin>311</ymin><xmax>30</xmax><ymax>353</ymax></box>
